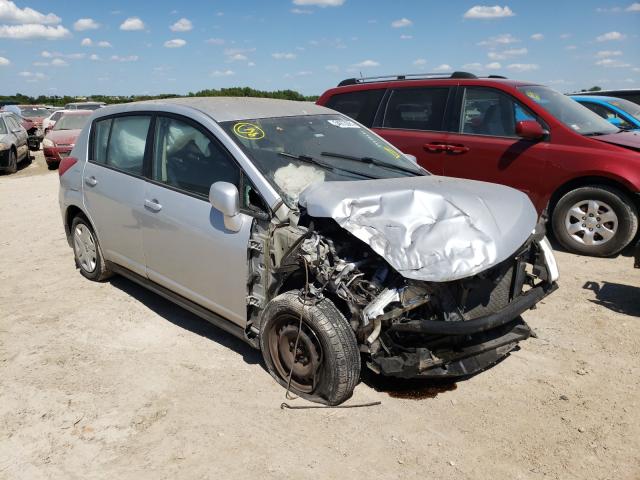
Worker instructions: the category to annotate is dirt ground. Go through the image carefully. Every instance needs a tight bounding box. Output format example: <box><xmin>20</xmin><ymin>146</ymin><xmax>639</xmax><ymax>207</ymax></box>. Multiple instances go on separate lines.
<box><xmin>1</xmin><ymin>152</ymin><xmax>639</xmax><ymax>480</ymax></box>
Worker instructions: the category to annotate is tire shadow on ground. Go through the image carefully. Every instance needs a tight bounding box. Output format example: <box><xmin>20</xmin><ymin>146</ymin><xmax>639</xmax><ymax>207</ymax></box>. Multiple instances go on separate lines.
<box><xmin>109</xmin><ymin>275</ymin><xmax>263</xmax><ymax>366</ymax></box>
<box><xmin>583</xmin><ymin>281</ymin><xmax>640</xmax><ymax>317</ymax></box>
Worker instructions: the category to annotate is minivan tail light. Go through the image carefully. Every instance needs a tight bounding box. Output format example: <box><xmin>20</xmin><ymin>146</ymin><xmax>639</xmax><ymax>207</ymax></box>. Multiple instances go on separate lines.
<box><xmin>58</xmin><ymin>156</ymin><xmax>78</xmax><ymax>177</ymax></box>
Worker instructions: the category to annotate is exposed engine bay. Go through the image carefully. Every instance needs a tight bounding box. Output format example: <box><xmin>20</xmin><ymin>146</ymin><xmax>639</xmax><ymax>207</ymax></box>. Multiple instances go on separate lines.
<box><xmin>246</xmin><ymin>210</ymin><xmax>558</xmax><ymax>379</ymax></box>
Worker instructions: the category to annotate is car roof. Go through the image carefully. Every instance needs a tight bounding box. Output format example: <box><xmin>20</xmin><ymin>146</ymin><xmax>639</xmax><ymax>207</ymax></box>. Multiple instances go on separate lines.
<box><xmin>97</xmin><ymin>97</ymin><xmax>334</xmax><ymax>122</ymax></box>
<box><xmin>570</xmin><ymin>95</ymin><xmax>624</xmax><ymax>103</ymax></box>
<box><xmin>60</xmin><ymin>109</ymin><xmax>93</xmax><ymax>115</ymax></box>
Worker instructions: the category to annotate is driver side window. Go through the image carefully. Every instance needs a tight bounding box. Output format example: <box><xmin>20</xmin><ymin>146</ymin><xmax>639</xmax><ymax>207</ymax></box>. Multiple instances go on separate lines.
<box><xmin>461</xmin><ymin>88</ymin><xmax>536</xmax><ymax>137</ymax></box>
<box><xmin>152</xmin><ymin>116</ymin><xmax>240</xmax><ymax>197</ymax></box>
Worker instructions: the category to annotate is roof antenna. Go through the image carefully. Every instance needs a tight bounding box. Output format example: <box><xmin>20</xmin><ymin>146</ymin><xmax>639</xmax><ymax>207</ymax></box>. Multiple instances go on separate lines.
<box><xmin>359</xmin><ymin>71</ymin><xmax>363</xmax><ymax>79</ymax></box>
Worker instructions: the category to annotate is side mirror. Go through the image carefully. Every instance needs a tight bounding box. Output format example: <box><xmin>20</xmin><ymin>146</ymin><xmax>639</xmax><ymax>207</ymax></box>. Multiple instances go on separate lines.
<box><xmin>404</xmin><ymin>153</ymin><xmax>417</xmax><ymax>164</ymax></box>
<box><xmin>516</xmin><ymin>120</ymin><xmax>546</xmax><ymax>140</ymax></box>
<box><xmin>209</xmin><ymin>181</ymin><xmax>243</xmax><ymax>232</ymax></box>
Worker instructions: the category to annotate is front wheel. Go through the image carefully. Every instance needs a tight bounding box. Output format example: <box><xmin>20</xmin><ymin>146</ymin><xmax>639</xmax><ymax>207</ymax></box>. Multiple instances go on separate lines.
<box><xmin>260</xmin><ymin>291</ymin><xmax>360</xmax><ymax>405</ymax></box>
<box><xmin>6</xmin><ymin>149</ymin><xmax>17</xmax><ymax>174</ymax></box>
<box><xmin>552</xmin><ymin>185</ymin><xmax>638</xmax><ymax>256</ymax></box>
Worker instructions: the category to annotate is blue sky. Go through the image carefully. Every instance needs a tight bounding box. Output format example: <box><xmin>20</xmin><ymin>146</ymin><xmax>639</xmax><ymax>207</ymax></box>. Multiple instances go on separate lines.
<box><xmin>0</xmin><ymin>0</ymin><xmax>638</xmax><ymax>96</ymax></box>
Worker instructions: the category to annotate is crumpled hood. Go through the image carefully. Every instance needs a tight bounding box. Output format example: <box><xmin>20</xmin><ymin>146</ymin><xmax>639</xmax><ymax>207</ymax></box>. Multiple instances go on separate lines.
<box><xmin>298</xmin><ymin>176</ymin><xmax>538</xmax><ymax>282</ymax></box>
<box><xmin>592</xmin><ymin>131</ymin><xmax>640</xmax><ymax>151</ymax></box>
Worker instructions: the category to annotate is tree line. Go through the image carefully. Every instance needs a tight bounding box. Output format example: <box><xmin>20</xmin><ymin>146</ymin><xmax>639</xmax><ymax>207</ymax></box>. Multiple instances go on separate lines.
<box><xmin>0</xmin><ymin>87</ymin><xmax>319</xmax><ymax>107</ymax></box>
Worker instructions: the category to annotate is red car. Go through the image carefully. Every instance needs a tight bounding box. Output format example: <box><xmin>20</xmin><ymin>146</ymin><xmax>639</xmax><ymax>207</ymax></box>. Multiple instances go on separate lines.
<box><xmin>317</xmin><ymin>73</ymin><xmax>640</xmax><ymax>256</ymax></box>
<box><xmin>43</xmin><ymin>110</ymin><xmax>92</xmax><ymax>169</ymax></box>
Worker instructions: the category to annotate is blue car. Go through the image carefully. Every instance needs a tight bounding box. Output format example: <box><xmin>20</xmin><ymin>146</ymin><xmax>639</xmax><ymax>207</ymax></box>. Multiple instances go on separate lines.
<box><xmin>570</xmin><ymin>95</ymin><xmax>640</xmax><ymax>131</ymax></box>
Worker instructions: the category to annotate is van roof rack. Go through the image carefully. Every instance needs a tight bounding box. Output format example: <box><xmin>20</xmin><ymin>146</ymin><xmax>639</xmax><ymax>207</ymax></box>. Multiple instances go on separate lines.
<box><xmin>337</xmin><ymin>71</ymin><xmax>477</xmax><ymax>87</ymax></box>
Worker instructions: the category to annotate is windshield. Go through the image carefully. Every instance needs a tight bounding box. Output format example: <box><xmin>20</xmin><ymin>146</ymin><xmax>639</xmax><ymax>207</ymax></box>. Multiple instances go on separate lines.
<box><xmin>221</xmin><ymin>114</ymin><xmax>426</xmax><ymax>206</ymax></box>
<box><xmin>20</xmin><ymin>107</ymin><xmax>50</xmax><ymax>118</ymax></box>
<box><xmin>607</xmin><ymin>98</ymin><xmax>640</xmax><ymax>121</ymax></box>
<box><xmin>518</xmin><ymin>86</ymin><xmax>619</xmax><ymax>136</ymax></box>
<box><xmin>53</xmin><ymin>114</ymin><xmax>90</xmax><ymax>131</ymax></box>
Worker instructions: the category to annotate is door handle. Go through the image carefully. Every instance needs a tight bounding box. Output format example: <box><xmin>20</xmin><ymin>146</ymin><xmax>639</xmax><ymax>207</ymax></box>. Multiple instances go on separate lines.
<box><xmin>84</xmin><ymin>176</ymin><xmax>98</xmax><ymax>187</ymax></box>
<box><xmin>424</xmin><ymin>142</ymin><xmax>448</xmax><ymax>153</ymax></box>
<box><xmin>144</xmin><ymin>199</ymin><xmax>163</xmax><ymax>212</ymax></box>
<box><xmin>446</xmin><ymin>144</ymin><xmax>470</xmax><ymax>154</ymax></box>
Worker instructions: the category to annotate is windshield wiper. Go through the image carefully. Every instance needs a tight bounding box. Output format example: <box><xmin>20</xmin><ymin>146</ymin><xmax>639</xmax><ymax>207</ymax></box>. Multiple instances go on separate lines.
<box><xmin>320</xmin><ymin>151</ymin><xmax>424</xmax><ymax>176</ymax></box>
<box><xmin>278</xmin><ymin>151</ymin><xmax>375</xmax><ymax>179</ymax></box>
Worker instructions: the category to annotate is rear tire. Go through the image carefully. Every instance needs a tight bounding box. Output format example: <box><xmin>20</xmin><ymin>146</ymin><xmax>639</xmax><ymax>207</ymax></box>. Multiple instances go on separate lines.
<box><xmin>6</xmin><ymin>149</ymin><xmax>17</xmax><ymax>174</ymax></box>
<box><xmin>71</xmin><ymin>215</ymin><xmax>112</xmax><ymax>281</ymax></box>
<box><xmin>260</xmin><ymin>291</ymin><xmax>360</xmax><ymax>405</ymax></box>
<box><xmin>552</xmin><ymin>185</ymin><xmax>638</xmax><ymax>256</ymax></box>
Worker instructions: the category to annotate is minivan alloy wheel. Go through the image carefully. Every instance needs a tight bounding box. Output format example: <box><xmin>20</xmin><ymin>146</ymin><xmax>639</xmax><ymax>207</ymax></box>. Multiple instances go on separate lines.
<box><xmin>74</xmin><ymin>224</ymin><xmax>97</xmax><ymax>273</ymax></box>
<box><xmin>564</xmin><ymin>199</ymin><xmax>618</xmax><ymax>246</ymax></box>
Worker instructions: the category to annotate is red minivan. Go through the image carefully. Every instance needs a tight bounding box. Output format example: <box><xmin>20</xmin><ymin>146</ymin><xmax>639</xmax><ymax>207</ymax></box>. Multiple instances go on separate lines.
<box><xmin>317</xmin><ymin>73</ymin><xmax>640</xmax><ymax>257</ymax></box>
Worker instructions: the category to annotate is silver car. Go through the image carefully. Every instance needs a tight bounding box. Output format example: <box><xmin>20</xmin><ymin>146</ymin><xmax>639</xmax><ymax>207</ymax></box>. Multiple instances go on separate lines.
<box><xmin>59</xmin><ymin>98</ymin><xmax>559</xmax><ymax>405</ymax></box>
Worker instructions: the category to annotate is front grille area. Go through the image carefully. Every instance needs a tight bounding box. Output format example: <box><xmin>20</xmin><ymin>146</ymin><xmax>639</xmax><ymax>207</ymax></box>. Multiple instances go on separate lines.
<box><xmin>460</xmin><ymin>259</ymin><xmax>518</xmax><ymax>320</ymax></box>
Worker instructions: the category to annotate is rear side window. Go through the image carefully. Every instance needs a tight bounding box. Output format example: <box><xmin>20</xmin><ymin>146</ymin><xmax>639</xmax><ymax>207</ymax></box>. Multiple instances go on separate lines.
<box><xmin>92</xmin><ymin>115</ymin><xmax>151</xmax><ymax>175</ymax></box>
<box><xmin>0</xmin><ymin>118</ymin><xmax>7</xmax><ymax>135</ymax></box>
<box><xmin>325</xmin><ymin>89</ymin><xmax>385</xmax><ymax>127</ymax></box>
<box><xmin>152</xmin><ymin>116</ymin><xmax>240</xmax><ymax>197</ymax></box>
<box><xmin>51</xmin><ymin>111</ymin><xmax>64</xmax><ymax>122</ymax></box>
<box><xmin>383</xmin><ymin>87</ymin><xmax>449</xmax><ymax>131</ymax></box>
<box><xmin>6</xmin><ymin>116</ymin><xmax>20</xmax><ymax>131</ymax></box>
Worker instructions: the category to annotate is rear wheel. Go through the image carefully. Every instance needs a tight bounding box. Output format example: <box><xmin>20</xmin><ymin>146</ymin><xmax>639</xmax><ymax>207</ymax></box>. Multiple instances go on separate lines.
<box><xmin>552</xmin><ymin>185</ymin><xmax>638</xmax><ymax>256</ymax></box>
<box><xmin>260</xmin><ymin>291</ymin><xmax>360</xmax><ymax>405</ymax></box>
<box><xmin>6</xmin><ymin>148</ymin><xmax>17</xmax><ymax>174</ymax></box>
<box><xmin>71</xmin><ymin>215</ymin><xmax>112</xmax><ymax>281</ymax></box>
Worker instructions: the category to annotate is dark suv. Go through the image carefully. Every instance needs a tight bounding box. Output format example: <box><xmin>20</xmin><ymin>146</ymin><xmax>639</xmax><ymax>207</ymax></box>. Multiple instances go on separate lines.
<box><xmin>317</xmin><ymin>72</ymin><xmax>640</xmax><ymax>257</ymax></box>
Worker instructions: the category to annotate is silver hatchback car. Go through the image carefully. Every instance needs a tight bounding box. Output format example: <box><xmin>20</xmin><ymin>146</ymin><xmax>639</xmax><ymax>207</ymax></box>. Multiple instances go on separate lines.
<box><xmin>59</xmin><ymin>98</ymin><xmax>559</xmax><ymax>405</ymax></box>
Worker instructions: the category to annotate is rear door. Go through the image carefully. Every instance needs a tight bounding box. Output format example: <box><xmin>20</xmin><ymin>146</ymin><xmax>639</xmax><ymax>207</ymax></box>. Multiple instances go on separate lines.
<box><xmin>373</xmin><ymin>86</ymin><xmax>452</xmax><ymax>174</ymax></box>
<box><xmin>82</xmin><ymin>114</ymin><xmax>152</xmax><ymax>276</ymax></box>
<box><xmin>140</xmin><ymin>114</ymin><xmax>252</xmax><ymax>326</ymax></box>
<box><xmin>5</xmin><ymin>116</ymin><xmax>28</xmax><ymax>160</ymax></box>
<box><xmin>443</xmin><ymin>86</ymin><xmax>551</xmax><ymax>211</ymax></box>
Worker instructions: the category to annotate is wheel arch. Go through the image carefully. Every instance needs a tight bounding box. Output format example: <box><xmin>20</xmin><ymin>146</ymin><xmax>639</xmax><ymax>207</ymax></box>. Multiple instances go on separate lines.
<box><xmin>63</xmin><ymin>204</ymin><xmax>94</xmax><ymax>241</ymax></box>
<box><xmin>549</xmin><ymin>175</ymin><xmax>640</xmax><ymax>217</ymax></box>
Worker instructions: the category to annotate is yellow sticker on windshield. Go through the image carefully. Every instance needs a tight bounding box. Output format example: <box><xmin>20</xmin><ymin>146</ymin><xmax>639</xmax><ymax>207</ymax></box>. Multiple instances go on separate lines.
<box><xmin>233</xmin><ymin>122</ymin><xmax>265</xmax><ymax>140</ymax></box>
<box><xmin>383</xmin><ymin>145</ymin><xmax>401</xmax><ymax>159</ymax></box>
<box><xmin>525</xmin><ymin>91</ymin><xmax>541</xmax><ymax>102</ymax></box>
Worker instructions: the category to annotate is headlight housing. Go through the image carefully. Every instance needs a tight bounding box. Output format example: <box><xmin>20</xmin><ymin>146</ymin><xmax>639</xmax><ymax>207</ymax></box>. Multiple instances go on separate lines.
<box><xmin>0</xmin><ymin>142</ymin><xmax>9</xmax><ymax>151</ymax></box>
<box><xmin>43</xmin><ymin>138</ymin><xmax>55</xmax><ymax>148</ymax></box>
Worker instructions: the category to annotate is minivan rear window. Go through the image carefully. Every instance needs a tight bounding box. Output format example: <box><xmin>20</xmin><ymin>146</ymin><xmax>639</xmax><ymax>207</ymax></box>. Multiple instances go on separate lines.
<box><xmin>325</xmin><ymin>89</ymin><xmax>385</xmax><ymax>127</ymax></box>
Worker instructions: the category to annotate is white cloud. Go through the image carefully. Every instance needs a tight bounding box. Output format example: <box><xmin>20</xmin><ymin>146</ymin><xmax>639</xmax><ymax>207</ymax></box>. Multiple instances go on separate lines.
<box><xmin>272</xmin><ymin>52</ymin><xmax>297</xmax><ymax>60</ymax></box>
<box><xmin>413</xmin><ymin>58</ymin><xmax>427</xmax><ymax>66</ymax></box>
<box><xmin>18</xmin><ymin>71</ymin><xmax>46</xmax><ymax>79</ymax></box>
<box><xmin>400</xmin><ymin>34</ymin><xmax>413</xmax><ymax>40</ymax></box>
<box><xmin>0</xmin><ymin>56</ymin><xmax>9</xmax><ymax>66</ymax></box>
<box><xmin>291</xmin><ymin>8</ymin><xmax>313</xmax><ymax>14</ymax></box>
<box><xmin>120</xmin><ymin>17</ymin><xmax>145</xmax><ymax>31</ymax></box>
<box><xmin>98</xmin><ymin>40</ymin><xmax>112</xmax><ymax>48</ymax></box>
<box><xmin>503</xmin><ymin>47</ymin><xmax>527</xmax><ymax>56</ymax></box>
<box><xmin>559</xmin><ymin>33</ymin><xmax>571</xmax><ymax>39</ymax></box>
<box><xmin>206</xmin><ymin>38</ymin><xmax>225</xmax><ymax>45</ymax></box>
<box><xmin>626</xmin><ymin>2</ymin><xmax>640</xmax><ymax>11</ymax></box>
<box><xmin>0</xmin><ymin>24</ymin><xmax>70</xmax><ymax>39</ymax></box>
<box><xmin>565</xmin><ymin>45</ymin><xmax>577</xmax><ymax>50</ymax></box>
<box><xmin>477</xmin><ymin>33</ymin><xmax>518</xmax><ymax>46</ymax></box>
<box><xmin>391</xmin><ymin>17</ymin><xmax>412</xmax><ymax>28</ymax></box>
<box><xmin>170</xmin><ymin>17</ymin><xmax>192</xmax><ymax>32</ymax></box>
<box><xmin>506</xmin><ymin>63</ymin><xmax>539</xmax><ymax>72</ymax></box>
<box><xmin>51</xmin><ymin>58</ymin><xmax>68</xmax><ymax>67</ymax></box>
<box><xmin>292</xmin><ymin>0</ymin><xmax>345</xmax><ymax>6</ymax></box>
<box><xmin>164</xmin><ymin>38</ymin><xmax>186</xmax><ymax>48</ymax></box>
<box><xmin>464</xmin><ymin>5</ymin><xmax>515</xmax><ymax>19</ymax></box>
<box><xmin>325</xmin><ymin>64</ymin><xmax>339</xmax><ymax>72</ymax></box>
<box><xmin>487</xmin><ymin>52</ymin><xmax>505</xmax><ymax>60</ymax></box>
<box><xmin>596</xmin><ymin>58</ymin><xmax>631</xmax><ymax>67</ymax></box>
<box><xmin>596</xmin><ymin>31</ymin><xmax>625</xmax><ymax>41</ymax></box>
<box><xmin>353</xmin><ymin>59</ymin><xmax>379</xmax><ymax>68</ymax></box>
<box><xmin>248</xmin><ymin>61</ymin><xmax>255</xmax><ymax>67</ymax></box>
<box><xmin>81</xmin><ymin>37</ymin><xmax>92</xmax><ymax>46</ymax></box>
<box><xmin>433</xmin><ymin>64</ymin><xmax>452</xmax><ymax>72</ymax></box>
<box><xmin>0</xmin><ymin>0</ymin><xmax>60</xmax><ymax>25</ymax></box>
<box><xmin>32</xmin><ymin>61</ymin><xmax>47</xmax><ymax>66</ymax></box>
<box><xmin>596</xmin><ymin>50</ymin><xmax>622</xmax><ymax>57</ymax></box>
<box><xmin>74</xmin><ymin>18</ymin><xmax>99</xmax><ymax>31</ymax></box>
<box><xmin>111</xmin><ymin>55</ymin><xmax>139</xmax><ymax>62</ymax></box>
<box><xmin>89</xmin><ymin>54</ymin><xmax>100</xmax><ymax>61</ymax></box>
<box><xmin>486</xmin><ymin>62</ymin><xmax>502</xmax><ymax>69</ymax></box>
<box><xmin>530</xmin><ymin>33</ymin><xmax>543</xmax><ymax>40</ymax></box>
<box><xmin>210</xmin><ymin>69</ymin><xmax>235</xmax><ymax>77</ymax></box>
<box><xmin>229</xmin><ymin>53</ymin><xmax>248</xmax><ymax>61</ymax></box>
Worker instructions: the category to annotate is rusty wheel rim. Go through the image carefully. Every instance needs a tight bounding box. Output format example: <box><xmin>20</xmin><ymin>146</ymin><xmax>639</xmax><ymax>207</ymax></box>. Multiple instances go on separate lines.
<box><xmin>267</xmin><ymin>313</ymin><xmax>322</xmax><ymax>393</ymax></box>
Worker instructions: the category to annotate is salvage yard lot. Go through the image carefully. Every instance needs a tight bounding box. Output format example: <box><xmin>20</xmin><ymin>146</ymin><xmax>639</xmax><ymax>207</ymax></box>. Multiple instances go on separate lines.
<box><xmin>1</xmin><ymin>153</ymin><xmax>639</xmax><ymax>480</ymax></box>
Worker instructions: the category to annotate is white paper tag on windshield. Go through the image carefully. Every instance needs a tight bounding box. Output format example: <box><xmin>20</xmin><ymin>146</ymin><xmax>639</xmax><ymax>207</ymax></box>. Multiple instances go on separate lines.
<box><xmin>327</xmin><ymin>119</ymin><xmax>360</xmax><ymax>128</ymax></box>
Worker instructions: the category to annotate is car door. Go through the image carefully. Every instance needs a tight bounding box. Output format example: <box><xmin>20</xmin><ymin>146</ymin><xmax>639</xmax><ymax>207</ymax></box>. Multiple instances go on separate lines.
<box><xmin>141</xmin><ymin>114</ymin><xmax>252</xmax><ymax>326</ymax></box>
<box><xmin>373</xmin><ymin>86</ymin><xmax>453</xmax><ymax>174</ymax></box>
<box><xmin>443</xmin><ymin>86</ymin><xmax>551</xmax><ymax>212</ymax></box>
<box><xmin>5</xmin><ymin>116</ymin><xmax>28</xmax><ymax>160</ymax></box>
<box><xmin>82</xmin><ymin>114</ymin><xmax>152</xmax><ymax>276</ymax></box>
